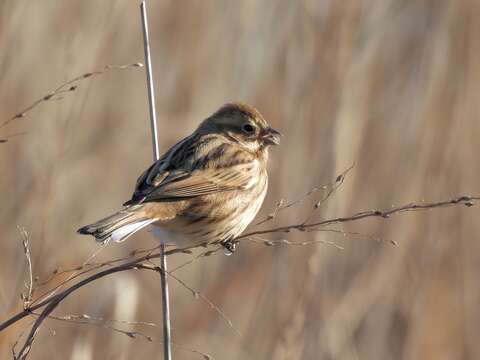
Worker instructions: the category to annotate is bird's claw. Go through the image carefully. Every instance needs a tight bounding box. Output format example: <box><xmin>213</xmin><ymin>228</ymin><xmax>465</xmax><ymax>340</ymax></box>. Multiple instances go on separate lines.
<box><xmin>221</xmin><ymin>239</ymin><xmax>237</xmax><ymax>255</ymax></box>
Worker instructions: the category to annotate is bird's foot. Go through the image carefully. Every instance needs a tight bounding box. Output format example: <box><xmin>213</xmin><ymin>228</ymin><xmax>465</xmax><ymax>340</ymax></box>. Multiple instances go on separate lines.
<box><xmin>221</xmin><ymin>239</ymin><xmax>238</xmax><ymax>256</ymax></box>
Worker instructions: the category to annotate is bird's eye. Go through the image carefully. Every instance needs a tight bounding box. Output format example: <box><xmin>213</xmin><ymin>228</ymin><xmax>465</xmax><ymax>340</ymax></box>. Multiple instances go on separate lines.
<box><xmin>242</xmin><ymin>123</ymin><xmax>255</xmax><ymax>134</ymax></box>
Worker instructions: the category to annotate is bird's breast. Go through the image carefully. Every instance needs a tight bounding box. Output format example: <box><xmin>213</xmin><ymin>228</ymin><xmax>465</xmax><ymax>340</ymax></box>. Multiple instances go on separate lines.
<box><xmin>153</xmin><ymin>171</ymin><xmax>268</xmax><ymax>246</ymax></box>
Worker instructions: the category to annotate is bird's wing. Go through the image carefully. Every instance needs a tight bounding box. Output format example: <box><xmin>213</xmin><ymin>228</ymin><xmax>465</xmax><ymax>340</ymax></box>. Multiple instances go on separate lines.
<box><xmin>124</xmin><ymin>134</ymin><xmax>256</xmax><ymax>205</ymax></box>
<box><xmin>140</xmin><ymin>166</ymin><xmax>254</xmax><ymax>202</ymax></box>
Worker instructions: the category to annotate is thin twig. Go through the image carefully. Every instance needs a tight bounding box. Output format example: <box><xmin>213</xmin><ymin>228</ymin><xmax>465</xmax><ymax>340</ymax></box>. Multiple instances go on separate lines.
<box><xmin>170</xmin><ymin>245</ymin><xmax>223</xmax><ymax>273</ymax></box>
<box><xmin>302</xmin><ymin>163</ymin><xmax>355</xmax><ymax>224</ymax></box>
<box><xmin>29</xmin><ymin>244</ymin><xmax>106</xmax><ymax>307</ymax></box>
<box><xmin>239</xmin><ymin>195</ymin><xmax>480</xmax><ymax>239</ymax></box>
<box><xmin>52</xmin><ymin>313</ymin><xmax>160</xmax><ymax>329</ymax></box>
<box><xmin>256</xmin><ymin>163</ymin><xmax>355</xmax><ymax>226</ymax></box>
<box><xmin>0</xmin><ymin>131</ymin><xmax>28</xmax><ymax>144</ymax></box>
<box><xmin>1</xmin><ymin>63</ymin><xmax>143</xmax><ymax>130</ymax></box>
<box><xmin>32</xmin><ymin>312</ymin><xmax>213</xmax><ymax>360</ymax></box>
<box><xmin>32</xmin><ymin>245</ymin><xmax>162</xmax><ymax>292</ymax></box>
<box><xmin>246</xmin><ymin>236</ymin><xmax>345</xmax><ymax>250</ymax></box>
<box><xmin>250</xmin><ymin>227</ymin><xmax>398</xmax><ymax>247</ymax></box>
<box><xmin>31</xmin><ymin>245</ymin><xmax>192</xmax><ymax>306</ymax></box>
<box><xmin>143</xmin><ymin>263</ymin><xmax>242</xmax><ymax>337</ymax></box>
<box><xmin>18</xmin><ymin>226</ymin><xmax>33</xmax><ymax>308</ymax></box>
<box><xmin>11</xmin><ymin>319</ymin><xmax>35</xmax><ymax>359</ymax></box>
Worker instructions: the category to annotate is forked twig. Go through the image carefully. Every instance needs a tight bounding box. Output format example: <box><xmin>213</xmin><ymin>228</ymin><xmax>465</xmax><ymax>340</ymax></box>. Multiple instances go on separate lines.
<box><xmin>256</xmin><ymin>163</ymin><xmax>355</xmax><ymax>226</ymax></box>
<box><xmin>302</xmin><ymin>163</ymin><xmax>355</xmax><ymax>224</ymax></box>
<box><xmin>239</xmin><ymin>195</ymin><xmax>479</xmax><ymax>239</ymax></box>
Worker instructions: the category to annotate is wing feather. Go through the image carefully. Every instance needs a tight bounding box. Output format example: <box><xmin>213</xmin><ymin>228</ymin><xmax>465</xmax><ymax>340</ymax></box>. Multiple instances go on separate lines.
<box><xmin>124</xmin><ymin>134</ymin><xmax>257</xmax><ymax>205</ymax></box>
<box><xmin>141</xmin><ymin>166</ymin><xmax>254</xmax><ymax>202</ymax></box>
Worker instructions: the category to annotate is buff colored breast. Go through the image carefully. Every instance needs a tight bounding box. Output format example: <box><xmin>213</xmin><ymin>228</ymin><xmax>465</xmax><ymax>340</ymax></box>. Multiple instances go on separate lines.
<box><xmin>150</xmin><ymin>163</ymin><xmax>268</xmax><ymax>246</ymax></box>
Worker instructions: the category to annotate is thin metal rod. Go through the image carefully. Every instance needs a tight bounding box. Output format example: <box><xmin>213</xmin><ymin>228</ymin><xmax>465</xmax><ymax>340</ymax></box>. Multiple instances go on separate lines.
<box><xmin>140</xmin><ymin>2</ymin><xmax>172</xmax><ymax>360</ymax></box>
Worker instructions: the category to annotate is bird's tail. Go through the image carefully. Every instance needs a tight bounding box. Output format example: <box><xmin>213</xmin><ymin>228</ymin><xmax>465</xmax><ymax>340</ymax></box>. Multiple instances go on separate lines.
<box><xmin>77</xmin><ymin>206</ymin><xmax>157</xmax><ymax>244</ymax></box>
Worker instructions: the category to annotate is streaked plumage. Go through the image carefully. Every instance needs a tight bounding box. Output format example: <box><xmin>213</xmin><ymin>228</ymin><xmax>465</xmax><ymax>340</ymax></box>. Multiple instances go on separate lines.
<box><xmin>77</xmin><ymin>102</ymin><xmax>280</xmax><ymax>248</ymax></box>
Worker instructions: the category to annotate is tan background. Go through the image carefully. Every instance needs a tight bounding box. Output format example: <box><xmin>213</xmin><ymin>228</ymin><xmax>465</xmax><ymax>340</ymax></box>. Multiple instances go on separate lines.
<box><xmin>1</xmin><ymin>1</ymin><xmax>479</xmax><ymax>359</ymax></box>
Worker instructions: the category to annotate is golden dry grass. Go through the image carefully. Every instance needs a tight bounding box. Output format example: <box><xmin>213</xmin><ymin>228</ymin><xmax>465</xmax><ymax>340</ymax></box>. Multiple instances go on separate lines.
<box><xmin>1</xmin><ymin>1</ymin><xmax>479</xmax><ymax>359</ymax></box>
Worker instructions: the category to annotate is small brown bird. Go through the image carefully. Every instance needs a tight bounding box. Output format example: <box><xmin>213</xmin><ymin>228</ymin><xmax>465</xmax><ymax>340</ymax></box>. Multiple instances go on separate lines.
<box><xmin>78</xmin><ymin>103</ymin><xmax>280</xmax><ymax>250</ymax></box>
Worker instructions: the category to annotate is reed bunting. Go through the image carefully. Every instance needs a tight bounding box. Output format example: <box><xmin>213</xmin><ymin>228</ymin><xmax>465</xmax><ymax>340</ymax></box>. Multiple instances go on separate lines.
<box><xmin>78</xmin><ymin>103</ymin><xmax>280</xmax><ymax>250</ymax></box>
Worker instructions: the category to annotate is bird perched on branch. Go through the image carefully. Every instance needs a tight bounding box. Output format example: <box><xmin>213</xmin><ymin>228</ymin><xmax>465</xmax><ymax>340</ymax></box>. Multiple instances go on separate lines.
<box><xmin>78</xmin><ymin>102</ymin><xmax>280</xmax><ymax>251</ymax></box>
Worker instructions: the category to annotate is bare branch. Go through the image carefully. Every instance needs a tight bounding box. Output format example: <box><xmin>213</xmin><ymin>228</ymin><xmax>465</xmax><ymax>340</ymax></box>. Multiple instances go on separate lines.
<box><xmin>1</xmin><ymin>246</ymin><xmax>199</xmax><ymax>333</ymax></box>
<box><xmin>240</xmin><ymin>195</ymin><xmax>480</xmax><ymax>239</ymax></box>
<box><xmin>30</xmin><ymin>245</ymin><xmax>190</xmax><ymax>308</ymax></box>
<box><xmin>1</xmin><ymin>63</ymin><xmax>143</xmax><ymax>130</ymax></box>
<box><xmin>2</xmin><ymin>194</ymin><xmax>478</xmax><ymax>358</ymax></box>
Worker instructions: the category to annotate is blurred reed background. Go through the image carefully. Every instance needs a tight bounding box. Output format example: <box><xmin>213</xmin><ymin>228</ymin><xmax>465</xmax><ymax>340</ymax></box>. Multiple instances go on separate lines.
<box><xmin>1</xmin><ymin>0</ymin><xmax>479</xmax><ymax>359</ymax></box>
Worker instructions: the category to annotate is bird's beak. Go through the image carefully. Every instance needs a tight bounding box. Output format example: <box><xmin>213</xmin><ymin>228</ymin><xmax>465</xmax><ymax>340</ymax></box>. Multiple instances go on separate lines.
<box><xmin>262</xmin><ymin>127</ymin><xmax>281</xmax><ymax>146</ymax></box>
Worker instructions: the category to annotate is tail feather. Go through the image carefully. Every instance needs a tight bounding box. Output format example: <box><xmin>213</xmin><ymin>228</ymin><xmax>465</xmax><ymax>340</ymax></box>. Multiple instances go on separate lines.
<box><xmin>110</xmin><ymin>218</ymin><xmax>156</xmax><ymax>242</ymax></box>
<box><xmin>77</xmin><ymin>207</ymin><xmax>157</xmax><ymax>244</ymax></box>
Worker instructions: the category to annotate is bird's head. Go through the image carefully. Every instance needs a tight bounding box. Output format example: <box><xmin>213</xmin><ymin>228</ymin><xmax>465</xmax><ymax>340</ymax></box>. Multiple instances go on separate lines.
<box><xmin>198</xmin><ymin>102</ymin><xmax>281</xmax><ymax>153</ymax></box>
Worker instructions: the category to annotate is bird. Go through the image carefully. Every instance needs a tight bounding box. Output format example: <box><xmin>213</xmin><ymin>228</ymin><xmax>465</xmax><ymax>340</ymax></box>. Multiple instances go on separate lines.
<box><xmin>77</xmin><ymin>102</ymin><xmax>280</xmax><ymax>251</ymax></box>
